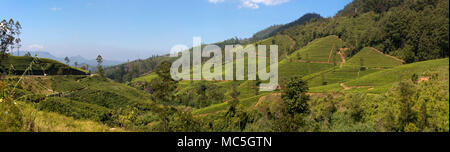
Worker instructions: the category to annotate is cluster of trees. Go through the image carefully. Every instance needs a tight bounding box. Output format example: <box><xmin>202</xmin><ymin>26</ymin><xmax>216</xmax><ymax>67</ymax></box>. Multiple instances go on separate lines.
<box><xmin>201</xmin><ymin>72</ymin><xmax>448</xmax><ymax>132</ymax></box>
<box><xmin>0</xmin><ymin>19</ymin><xmax>22</xmax><ymax>71</ymax></box>
<box><xmin>104</xmin><ymin>55</ymin><xmax>173</xmax><ymax>82</ymax></box>
<box><xmin>179</xmin><ymin>81</ymin><xmax>224</xmax><ymax>108</ymax></box>
<box><xmin>337</xmin><ymin>0</ymin><xmax>404</xmax><ymax>16</ymax></box>
<box><xmin>0</xmin><ymin>19</ymin><xmax>21</xmax><ymax>57</ymax></box>
<box><xmin>248</xmin><ymin>13</ymin><xmax>323</xmax><ymax>43</ymax></box>
<box><xmin>135</xmin><ymin>61</ymin><xmax>313</xmax><ymax>132</ymax></box>
<box><xmin>282</xmin><ymin>0</ymin><xmax>448</xmax><ymax>63</ymax></box>
<box><xmin>131</xmin><ymin>61</ymin><xmax>225</xmax><ymax>108</ymax></box>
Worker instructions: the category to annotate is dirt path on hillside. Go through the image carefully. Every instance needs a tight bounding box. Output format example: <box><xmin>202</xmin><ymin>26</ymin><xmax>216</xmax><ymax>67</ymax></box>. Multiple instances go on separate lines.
<box><xmin>290</xmin><ymin>35</ymin><xmax>347</xmax><ymax>65</ymax></box>
<box><xmin>340</xmin><ymin>83</ymin><xmax>351</xmax><ymax>90</ymax></box>
<box><xmin>370</xmin><ymin>47</ymin><xmax>405</xmax><ymax>63</ymax></box>
<box><xmin>340</xmin><ymin>83</ymin><xmax>374</xmax><ymax>90</ymax></box>
<box><xmin>254</xmin><ymin>93</ymin><xmax>281</xmax><ymax>107</ymax></box>
<box><xmin>337</xmin><ymin>48</ymin><xmax>348</xmax><ymax>68</ymax></box>
<box><xmin>330</xmin><ymin>35</ymin><xmax>348</xmax><ymax>68</ymax></box>
<box><xmin>418</xmin><ymin>76</ymin><xmax>430</xmax><ymax>83</ymax></box>
<box><xmin>327</xmin><ymin>43</ymin><xmax>335</xmax><ymax>63</ymax></box>
<box><xmin>254</xmin><ymin>94</ymin><xmax>268</xmax><ymax>107</ymax></box>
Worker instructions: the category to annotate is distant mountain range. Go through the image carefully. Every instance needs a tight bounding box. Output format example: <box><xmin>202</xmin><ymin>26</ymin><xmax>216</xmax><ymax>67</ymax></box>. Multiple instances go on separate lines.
<box><xmin>20</xmin><ymin>51</ymin><xmax>123</xmax><ymax>67</ymax></box>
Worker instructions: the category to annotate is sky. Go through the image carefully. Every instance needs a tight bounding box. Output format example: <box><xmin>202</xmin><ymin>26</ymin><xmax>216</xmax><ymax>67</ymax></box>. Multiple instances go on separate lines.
<box><xmin>0</xmin><ymin>0</ymin><xmax>352</xmax><ymax>61</ymax></box>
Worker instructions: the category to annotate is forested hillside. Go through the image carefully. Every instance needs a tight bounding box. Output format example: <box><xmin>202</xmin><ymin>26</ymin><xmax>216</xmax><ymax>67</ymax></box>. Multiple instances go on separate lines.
<box><xmin>280</xmin><ymin>0</ymin><xmax>448</xmax><ymax>63</ymax></box>
<box><xmin>105</xmin><ymin>0</ymin><xmax>448</xmax><ymax>83</ymax></box>
<box><xmin>250</xmin><ymin>13</ymin><xmax>323</xmax><ymax>42</ymax></box>
<box><xmin>104</xmin><ymin>55</ymin><xmax>175</xmax><ymax>83</ymax></box>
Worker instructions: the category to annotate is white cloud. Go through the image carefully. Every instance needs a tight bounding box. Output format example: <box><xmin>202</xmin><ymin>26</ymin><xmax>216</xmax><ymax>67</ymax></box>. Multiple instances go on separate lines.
<box><xmin>239</xmin><ymin>0</ymin><xmax>290</xmax><ymax>9</ymax></box>
<box><xmin>240</xmin><ymin>0</ymin><xmax>260</xmax><ymax>9</ymax></box>
<box><xmin>208</xmin><ymin>0</ymin><xmax>289</xmax><ymax>9</ymax></box>
<box><xmin>208</xmin><ymin>0</ymin><xmax>225</xmax><ymax>3</ymax></box>
<box><xmin>28</xmin><ymin>44</ymin><xmax>44</xmax><ymax>50</ymax></box>
<box><xmin>50</xmin><ymin>7</ymin><xmax>62</xmax><ymax>11</ymax></box>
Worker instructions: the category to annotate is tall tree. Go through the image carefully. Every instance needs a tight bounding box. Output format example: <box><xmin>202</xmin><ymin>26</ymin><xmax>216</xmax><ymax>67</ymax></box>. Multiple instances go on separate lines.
<box><xmin>282</xmin><ymin>76</ymin><xmax>310</xmax><ymax>116</ymax></box>
<box><xmin>64</xmin><ymin>57</ymin><xmax>70</xmax><ymax>65</ymax></box>
<box><xmin>96</xmin><ymin>55</ymin><xmax>105</xmax><ymax>77</ymax></box>
<box><xmin>149</xmin><ymin>61</ymin><xmax>178</xmax><ymax>104</ymax></box>
<box><xmin>395</xmin><ymin>81</ymin><xmax>417</xmax><ymax>131</ymax></box>
<box><xmin>226</xmin><ymin>81</ymin><xmax>240</xmax><ymax>118</ymax></box>
<box><xmin>225</xmin><ymin>81</ymin><xmax>241</xmax><ymax>130</ymax></box>
<box><xmin>24</xmin><ymin>52</ymin><xmax>31</xmax><ymax>57</ymax></box>
<box><xmin>0</xmin><ymin>19</ymin><xmax>21</xmax><ymax>61</ymax></box>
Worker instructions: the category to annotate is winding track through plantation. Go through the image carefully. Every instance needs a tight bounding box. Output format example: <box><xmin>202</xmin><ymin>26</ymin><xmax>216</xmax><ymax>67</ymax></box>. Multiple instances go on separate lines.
<box><xmin>340</xmin><ymin>82</ymin><xmax>374</xmax><ymax>90</ymax></box>
<box><xmin>337</xmin><ymin>48</ymin><xmax>348</xmax><ymax>68</ymax></box>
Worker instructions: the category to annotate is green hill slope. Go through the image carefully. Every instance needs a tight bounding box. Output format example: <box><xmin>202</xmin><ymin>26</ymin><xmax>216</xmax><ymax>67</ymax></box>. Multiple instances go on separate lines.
<box><xmin>346</xmin><ymin>47</ymin><xmax>404</xmax><ymax>68</ymax></box>
<box><xmin>344</xmin><ymin>58</ymin><xmax>449</xmax><ymax>93</ymax></box>
<box><xmin>2</xmin><ymin>75</ymin><xmax>158</xmax><ymax>131</ymax></box>
<box><xmin>296</xmin><ymin>35</ymin><xmax>345</xmax><ymax>63</ymax></box>
<box><xmin>0</xmin><ymin>56</ymin><xmax>88</xmax><ymax>75</ymax></box>
<box><xmin>304</xmin><ymin>46</ymin><xmax>405</xmax><ymax>87</ymax></box>
<box><xmin>278</xmin><ymin>35</ymin><xmax>346</xmax><ymax>81</ymax></box>
<box><xmin>310</xmin><ymin>58</ymin><xmax>449</xmax><ymax>93</ymax></box>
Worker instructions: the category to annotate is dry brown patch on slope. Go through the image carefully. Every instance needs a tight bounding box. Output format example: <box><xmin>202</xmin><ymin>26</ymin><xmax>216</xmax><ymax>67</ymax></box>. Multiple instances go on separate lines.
<box><xmin>255</xmin><ymin>93</ymin><xmax>281</xmax><ymax>107</ymax></box>
<box><xmin>340</xmin><ymin>83</ymin><xmax>374</xmax><ymax>90</ymax></box>
<box><xmin>327</xmin><ymin>43</ymin><xmax>335</xmax><ymax>63</ymax></box>
<box><xmin>418</xmin><ymin>76</ymin><xmax>430</xmax><ymax>83</ymax></box>
<box><xmin>337</xmin><ymin>48</ymin><xmax>348</xmax><ymax>68</ymax></box>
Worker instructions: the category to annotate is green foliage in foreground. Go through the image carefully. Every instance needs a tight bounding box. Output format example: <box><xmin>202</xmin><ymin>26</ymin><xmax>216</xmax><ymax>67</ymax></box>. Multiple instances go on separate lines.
<box><xmin>1</xmin><ymin>58</ymin><xmax>448</xmax><ymax>132</ymax></box>
<box><xmin>38</xmin><ymin>97</ymin><xmax>110</xmax><ymax>122</ymax></box>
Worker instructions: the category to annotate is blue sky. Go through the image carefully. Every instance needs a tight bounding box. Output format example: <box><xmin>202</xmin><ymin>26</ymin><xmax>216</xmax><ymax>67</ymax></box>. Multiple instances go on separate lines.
<box><xmin>0</xmin><ymin>0</ymin><xmax>352</xmax><ymax>61</ymax></box>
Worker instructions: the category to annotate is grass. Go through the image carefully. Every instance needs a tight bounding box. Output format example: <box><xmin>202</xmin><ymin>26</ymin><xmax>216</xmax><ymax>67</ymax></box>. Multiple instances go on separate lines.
<box><xmin>193</xmin><ymin>93</ymin><xmax>268</xmax><ymax>115</ymax></box>
<box><xmin>300</xmin><ymin>45</ymin><xmax>408</xmax><ymax>92</ymax></box>
<box><xmin>305</xmin><ymin>65</ymin><xmax>381</xmax><ymax>87</ymax></box>
<box><xmin>256</xmin><ymin>34</ymin><xmax>296</xmax><ymax>60</ymax></box>
<box><xmin>17</xmin><ymin>101</ymin><xmax>123</xmax><ymax>132</ymax></box>
<box><xmin>38</xmin><ymin>97</ymin><xmax>111</xmax><ymax>121</ymax></box>
<box><xmin>309</xmin><ymin>83</ymin><xmax>343</xmax><ymax>93</ymax></box>
<box><xmin>3</xmin><ymin>74</ymin><xmax>156</xmax><ymax>128</ymax></box>
<box><xmin>346</xmin><ymin>47</ymin><xmax>403</xmax><ymax>68</ymax></box>
<box><xmin>309</xmin><ymin>58</ymin><xmax>448</xmax><ymax>93</ymax></box>
<box><xmin>131</xmin><ymin>73</ymin><xmax>158</xmax><ymax>83</ymax></box>
<box><xmin>279</xmin><ymin>61</ymin><xmax>333</xmax><ymax>81</ymax></box>
<box><xmin>277</xmin><ymin>35</ymin><xmax>348</xmax><ymax>82</ymax></box>
<box><xmin>192</xmin><ymin>59</ymin><xmax>448</xmax><ymax>114</ymax></box>
<box><xmin>345</xmin><ymin>58</ymin><xmax>448</xmax><ymax>87</ymax></box>
<box><xmin>310</xmin><ymin>58</ymin><xmax>448</xmax><ymax>94</ymax></box>
<box><xmin>0</xmin><ymin>55</ymin><xmax>88</xmax><ymax>75</ymax></box>
<box><xmin>296</xmin><ymin>35</ymin><xmax>344</xmax><ymax>63</ymax></box>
